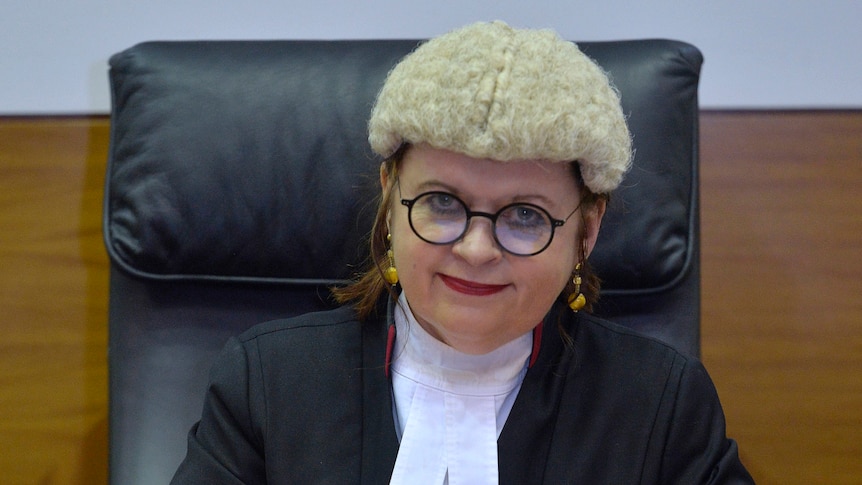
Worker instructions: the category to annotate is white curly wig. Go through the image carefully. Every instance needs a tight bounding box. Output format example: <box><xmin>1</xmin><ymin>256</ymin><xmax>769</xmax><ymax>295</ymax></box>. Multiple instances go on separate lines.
<box><xmin>368</xmin><ymin>21</ymin><xmax>633</xmax><ymax>194</ymax></box>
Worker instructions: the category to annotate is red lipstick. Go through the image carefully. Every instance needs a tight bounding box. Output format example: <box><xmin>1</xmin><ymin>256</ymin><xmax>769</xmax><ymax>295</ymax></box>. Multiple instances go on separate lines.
<box><xmin>440</xmin><ymin>275</ymin><xmax>507</xmax><ymax>296</ymax></box>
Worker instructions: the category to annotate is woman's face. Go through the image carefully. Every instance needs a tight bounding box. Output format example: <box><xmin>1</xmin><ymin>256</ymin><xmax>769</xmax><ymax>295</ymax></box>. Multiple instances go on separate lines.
<box><xmin>383</xmin><ymin>144</ymin><xmax>604</xmax><ymax>354</ymax></box>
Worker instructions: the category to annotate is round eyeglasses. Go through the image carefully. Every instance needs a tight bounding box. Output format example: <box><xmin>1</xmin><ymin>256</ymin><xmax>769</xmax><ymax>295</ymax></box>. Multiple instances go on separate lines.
<box><xmin>400</xmin><ymin>191</ymin><xmax>580</xmax><ymax>256</ymax></box>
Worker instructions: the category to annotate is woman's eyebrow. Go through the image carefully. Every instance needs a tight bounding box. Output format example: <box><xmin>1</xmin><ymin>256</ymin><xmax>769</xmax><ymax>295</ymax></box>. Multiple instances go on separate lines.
<box><xmin>407</xmin><ymin>178</ymin><xmax>560</xmax><ymax>209</ymax></box>
<box><xmin>408</xmin><ymin>179</ymin><xmax>459</xmax><ymax>194</ymax></box>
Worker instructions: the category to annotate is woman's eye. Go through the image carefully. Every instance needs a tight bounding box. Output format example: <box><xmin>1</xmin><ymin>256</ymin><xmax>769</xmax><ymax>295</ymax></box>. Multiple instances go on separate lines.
<box><xmin>429</xmin><ymin>193</ymin><xmax>453</xmax><ymax>207</ymax></box>
<box><xmin>503</xmin><ymin>205</ymin><xmax>547</xmax><ymax>229</ymax></box>
<box><xmin>422</xmin><ymin>193</ymin><xmax>462</xmax><ymax>215</ymax></box>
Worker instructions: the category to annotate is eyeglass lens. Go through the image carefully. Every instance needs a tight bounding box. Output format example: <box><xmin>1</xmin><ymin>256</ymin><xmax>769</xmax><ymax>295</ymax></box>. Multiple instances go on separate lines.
<box><xmin>406</xmin><ymin>192</ymin><xmax>556</xmax><ymax>256</ymax></box>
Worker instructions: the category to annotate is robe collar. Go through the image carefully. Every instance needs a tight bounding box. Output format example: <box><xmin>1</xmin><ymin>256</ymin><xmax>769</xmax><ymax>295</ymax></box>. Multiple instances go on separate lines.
<box><xmin>383</xmin><ymin>299</ymin><xmax>543</xmax><ymax>378</ymax></box>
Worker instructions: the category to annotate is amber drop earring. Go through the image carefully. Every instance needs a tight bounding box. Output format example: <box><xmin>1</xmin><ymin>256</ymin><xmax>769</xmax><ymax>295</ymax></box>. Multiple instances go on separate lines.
<box><xmin>384</xmin><ymin>233</ymin><xmax>399</xmax><ymax>285</ymax></box>
<box><xmin>567</xmin><ymin>262</ymin><xmax>586</xmax><ymax>312</ymax></box>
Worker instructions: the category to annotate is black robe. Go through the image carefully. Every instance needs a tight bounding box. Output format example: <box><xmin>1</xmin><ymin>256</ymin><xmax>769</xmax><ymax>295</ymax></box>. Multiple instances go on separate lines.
<box><xmin>171</xmin><ymin>301</ymin><xmax>754</xmax><ymax>484</ymax></box>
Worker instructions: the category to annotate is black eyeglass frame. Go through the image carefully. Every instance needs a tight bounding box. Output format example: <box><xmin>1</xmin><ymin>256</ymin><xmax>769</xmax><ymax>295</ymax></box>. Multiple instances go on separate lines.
<box><xmin>399</xmin><ymin>190</ymin><xmax>581</xmax><ymax>257</ymax></box>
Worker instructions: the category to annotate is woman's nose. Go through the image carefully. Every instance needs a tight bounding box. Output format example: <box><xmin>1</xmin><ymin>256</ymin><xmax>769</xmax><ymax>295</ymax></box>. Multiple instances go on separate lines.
<box><xmin>452</xmin><ymin>218</ymin><xmax>503</xmax><ymax>265</ymax></box>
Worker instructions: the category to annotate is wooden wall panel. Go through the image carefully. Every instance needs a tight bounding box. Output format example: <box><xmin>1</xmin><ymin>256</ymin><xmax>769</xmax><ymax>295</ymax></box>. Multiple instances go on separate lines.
<box><xmin>0</xmin><ymin>117</ymin><xmax>109</xmax><ymax>484</ymax></box>
<box><xmin>0</xmin><ymin>112</ymin><xmax>859</xmax><ymax>484</ymax></box>
<box><xmin>699</xmin><ymin>111</ymin><xmax>862</xmax><ymax>484</ymax></box>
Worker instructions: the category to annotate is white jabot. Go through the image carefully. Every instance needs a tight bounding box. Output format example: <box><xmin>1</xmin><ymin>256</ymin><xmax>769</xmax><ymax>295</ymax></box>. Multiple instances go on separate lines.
<box><xmin>389</xmin><ymin>292</ymin><xmax>532</xmax><ymax>485</ymax></box>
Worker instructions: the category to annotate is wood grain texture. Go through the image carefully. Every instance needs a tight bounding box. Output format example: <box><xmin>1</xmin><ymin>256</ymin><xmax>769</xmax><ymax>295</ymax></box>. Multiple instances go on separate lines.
<box><xmin>0</xmin><ymin>112</ymin><xmax>859</xmax><ymax>484</ymax></box>
<box><xmin>0</xmin><ymin>117</ymin><xmax>109</xmax><ymax>485</ymax></box>
<box><xmin>699</xmin><ymin>111</ymin><xmax>862</xmax><ymax>484</ymax></box>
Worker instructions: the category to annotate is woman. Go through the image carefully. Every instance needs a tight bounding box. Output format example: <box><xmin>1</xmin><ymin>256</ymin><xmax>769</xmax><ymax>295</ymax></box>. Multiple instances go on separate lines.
<box><xmin>172</xmin><ymin>21</ymin><xmax>753</xmax><ymax>484</ymax></box>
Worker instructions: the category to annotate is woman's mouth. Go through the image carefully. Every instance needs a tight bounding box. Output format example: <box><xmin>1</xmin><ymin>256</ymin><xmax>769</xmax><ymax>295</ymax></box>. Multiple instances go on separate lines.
<box><xmin>440</xmin><ymin>275</ymin><xmax>508</xmax><ymax>296</ymax></box>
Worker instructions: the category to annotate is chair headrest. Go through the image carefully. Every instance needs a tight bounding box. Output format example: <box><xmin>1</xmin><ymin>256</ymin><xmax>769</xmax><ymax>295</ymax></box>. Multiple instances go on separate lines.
<box><xmin>104</xmin><ymin>39</ymin><xmax>702</xmax><ymax>295</ymax></box>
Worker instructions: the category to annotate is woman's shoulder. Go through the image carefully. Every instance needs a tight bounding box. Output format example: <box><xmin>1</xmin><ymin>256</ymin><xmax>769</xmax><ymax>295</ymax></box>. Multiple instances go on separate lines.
<box><xmin>213</xmin><ymin>303</ymin><xmax>387</xmax><ymax>388</ymax></box>
<box><xmin>522</xmin><ymin>311</ymin><xmax>750</xmax><ymax>483</ymax></box>
<box><xmin>235</xmin><ymin>304</ymin><xmax>364</xmax><ymax>344</ymax></box>
<box><xmin>558</xmin><ymin>311</ymin><xmax>708</xmax><ymax>392</ymax></box>
<box><xmin>574</xmin><ymin>311</ymin><xmax>697</xmax><ymax>363</ymax></box>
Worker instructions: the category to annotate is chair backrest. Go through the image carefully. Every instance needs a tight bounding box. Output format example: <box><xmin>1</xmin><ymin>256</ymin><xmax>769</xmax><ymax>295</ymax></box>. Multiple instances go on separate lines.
<box><xmin>104</xmin><ymin>38</ymin><xmax>702</xmax><ymax>484</ymax></box>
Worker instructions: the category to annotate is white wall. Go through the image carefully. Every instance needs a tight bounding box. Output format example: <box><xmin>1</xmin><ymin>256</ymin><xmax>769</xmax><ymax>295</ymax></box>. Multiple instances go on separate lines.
<box><xmin>1</xmin><ymin>0</ymin><xmax>860</xmax><ymax>114</ymax></box>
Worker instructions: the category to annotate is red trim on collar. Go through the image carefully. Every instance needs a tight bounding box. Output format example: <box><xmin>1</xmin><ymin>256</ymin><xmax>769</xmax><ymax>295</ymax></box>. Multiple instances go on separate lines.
<box><xmin>529</xmin><ymin>322</ymin><xmax>543</xmax><ymax>368</ymax></box>
<box><xmin>384</xmin><ymin>323</ymin><xmax>396</xmax><ymax>377</ymax></box>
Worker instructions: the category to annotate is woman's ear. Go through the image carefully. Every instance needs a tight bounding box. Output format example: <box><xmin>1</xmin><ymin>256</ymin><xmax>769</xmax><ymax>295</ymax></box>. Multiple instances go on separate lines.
<box><xmin>379</xmin><ymin>161</ymin><xmax>390</xmax><ymax>190</ymax></box>
<box><xmin>583</xmin><ymin>198</ymin><xmax>607</xmax><ymax>258</ymax></box>
<box><xmin>380</xmin><ymin>162</ymin><xmax>394</xmax><ymax>231</ymax></box>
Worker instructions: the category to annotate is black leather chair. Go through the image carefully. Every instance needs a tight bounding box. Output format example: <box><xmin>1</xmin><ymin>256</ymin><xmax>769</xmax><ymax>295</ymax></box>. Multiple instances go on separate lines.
<box><xmin>103</xmin><ymin>38</ymin><xmax>702</xmax><ymax>484</ymax></box>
